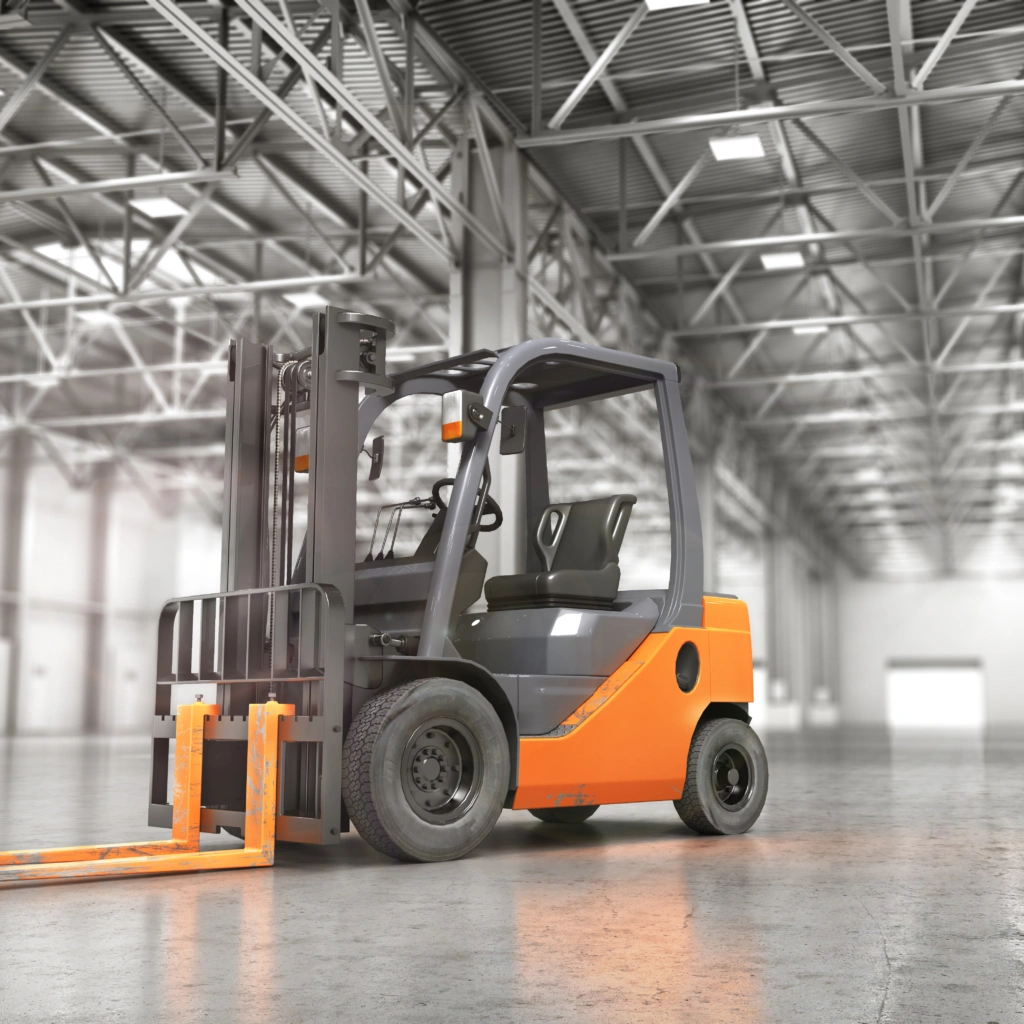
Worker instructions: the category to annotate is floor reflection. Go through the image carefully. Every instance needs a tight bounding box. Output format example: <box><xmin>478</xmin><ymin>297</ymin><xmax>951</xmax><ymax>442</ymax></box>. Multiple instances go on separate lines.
<box><xmin>513</xmin><ymin>839</ymin><xmax>762</xmax><ymax>1021</ymax></box>
<box><xmin>3</xmin><ymin>729</ymin><xmax>1024</xmax><ymax>1023</ymax></box>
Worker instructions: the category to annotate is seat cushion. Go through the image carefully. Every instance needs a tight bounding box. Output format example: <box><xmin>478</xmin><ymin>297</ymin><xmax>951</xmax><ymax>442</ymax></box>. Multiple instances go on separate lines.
<box><xmin>484</xmin><ymin>563</ymin><xmax>620</xmax><ymax>611</ymax></box>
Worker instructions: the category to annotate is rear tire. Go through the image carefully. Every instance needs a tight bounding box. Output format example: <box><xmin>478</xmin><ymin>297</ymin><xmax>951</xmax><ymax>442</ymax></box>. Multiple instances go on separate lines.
<box><xmin>674</xmin><ymin>717</ymin><xmax>768</xmax><ymax>835</ymax></box>
<box><xmin>341</xmin><ymin>679</ymin><xmax>509</xmax><ymax>862</ymax></box>
<box><xmin>529</xmin><ymin>805</ymin><xmax>599</xmax><ymax>824</ymax></box>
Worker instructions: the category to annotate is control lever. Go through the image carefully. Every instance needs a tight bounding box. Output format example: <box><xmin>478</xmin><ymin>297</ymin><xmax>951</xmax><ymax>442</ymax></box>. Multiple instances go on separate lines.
<box><xmin>365</xmin><ymin>496</ymin><xmax>438</xmax><ymax>561</ymax></box>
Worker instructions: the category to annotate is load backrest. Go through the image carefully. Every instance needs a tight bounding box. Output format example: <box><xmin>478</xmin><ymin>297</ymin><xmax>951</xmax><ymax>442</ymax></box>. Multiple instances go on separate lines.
<box><xmin>534</xmin><ymin>494</ymin><xmax>637</xmax><ymax>573</ymax></box>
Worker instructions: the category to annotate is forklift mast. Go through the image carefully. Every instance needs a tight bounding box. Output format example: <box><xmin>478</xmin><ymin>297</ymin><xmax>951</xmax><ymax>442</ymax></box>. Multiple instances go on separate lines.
<box><xmin>149</xmin><ymin>309</ymin><xmax>394</xmax><ymax>845</ymax></box>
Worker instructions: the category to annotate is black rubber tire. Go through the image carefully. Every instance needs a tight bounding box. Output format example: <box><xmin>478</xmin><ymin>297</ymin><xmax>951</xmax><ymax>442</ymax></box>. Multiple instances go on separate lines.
<box><xmin>341</xmin><ymin>678</ymin><xmax>509</xmax><ymax>862</ymax></box>
<box><xmin>674</xmin><ymin>717</ymin><xmax>768</xmax><ymax>835</ymax></box>
<box><xmin>529</xmin><ymin>805</ymin><xmax>599</xmax><ymax>824</ymax></box>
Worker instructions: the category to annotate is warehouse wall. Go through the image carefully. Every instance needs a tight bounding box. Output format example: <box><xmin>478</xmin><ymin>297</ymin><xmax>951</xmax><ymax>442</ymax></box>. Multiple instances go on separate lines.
<box><xmin>2</xmin><ymin>452</ymin><xmax>859</xmax><ymax>736</ymax></box>
<box><xmin>0</xmin><ymin>444</ymin><xmax>220</xmax><ymax>736</ymax></box>
<box><xmin>838</xmin><ymin>576</ymin><xmax>1024</xmax><ymax>725</ymax></box>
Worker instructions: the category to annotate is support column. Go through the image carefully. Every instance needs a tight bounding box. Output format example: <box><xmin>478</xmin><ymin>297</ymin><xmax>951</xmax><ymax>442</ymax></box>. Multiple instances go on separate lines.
<box><xmin>802</xmin><ymin>564</ymin><xmax>841</xmax><ymax>727</ymax></box>
<box><xmin>820</xmin><ymin>570</ymin><xmax>842</xmax><ymax>724</ymax></box>
<box><xmin>764</xmin><ymin>530</ymin><xmax>802</xmax><ymax>729</ymax></box>
<box><xmin>1</xmin><ymin>429</ymin><xmax>29</xmax><ymax>736</ymax></box>
<box><xmin>449</xmin><ymin>117</ymin><xmax>528</xmax><ymax>578</ymax></box>
<box><xmin>83</xmin><ymin>463</ymin><xmax>113</xmax><ymax>734</ymax></box>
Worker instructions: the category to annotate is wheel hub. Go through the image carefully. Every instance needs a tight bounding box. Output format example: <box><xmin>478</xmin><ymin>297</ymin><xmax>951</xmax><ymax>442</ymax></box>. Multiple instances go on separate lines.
<box><xmin>712</xmin><ymin>746</ymin><xmax>753</xmax><ymax>810</ymax></box>
<box><xmin>401</xmin><ymin>720</ymin><xmax>479</xmax><ymax>824</ymax></box>
<box><xmin>411</xmin><ymin>745</ymin><xmax>450</xmax><ymax>791</ymax></box>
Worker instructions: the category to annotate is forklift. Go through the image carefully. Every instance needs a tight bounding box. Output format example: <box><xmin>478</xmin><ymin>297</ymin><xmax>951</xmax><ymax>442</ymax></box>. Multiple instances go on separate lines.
<box><xmin>0</xmin><ymin>308</ymin><xmax>766</xmax><ymax>878</ymax></box>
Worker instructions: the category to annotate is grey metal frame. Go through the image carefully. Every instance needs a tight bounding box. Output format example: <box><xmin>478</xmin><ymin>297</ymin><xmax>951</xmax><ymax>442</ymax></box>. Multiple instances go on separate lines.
<box><xmin>368</xmin><ymin>337</ymin><xmax>706</xmax><ymax>656</ymax></box>
<box><xmin>149</xmin><ymin>307</ymin><xmax>393</xmax><ymax>846</ymax></box>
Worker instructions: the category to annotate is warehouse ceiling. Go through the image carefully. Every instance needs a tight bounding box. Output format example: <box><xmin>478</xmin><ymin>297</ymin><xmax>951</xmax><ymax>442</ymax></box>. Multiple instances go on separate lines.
<box><xmin>0</xmin><ymin>0</ymin><xmax>1020</xmax><ymax>577</ymax></box>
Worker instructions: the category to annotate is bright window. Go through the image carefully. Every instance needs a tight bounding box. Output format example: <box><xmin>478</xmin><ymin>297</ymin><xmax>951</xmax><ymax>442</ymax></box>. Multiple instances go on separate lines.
<box><xmin>885</xmin><ymin>662</ymin><xmax>985</xmax><ymax>729</ymax></box>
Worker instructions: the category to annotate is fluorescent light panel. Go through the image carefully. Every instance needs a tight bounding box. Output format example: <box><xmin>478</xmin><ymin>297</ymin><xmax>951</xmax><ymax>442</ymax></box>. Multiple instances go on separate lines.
<box><xmin>792</xmin><ymin>324</ymin><xmax>827</xmax><ymax>335</ymax></box>
<box><xmin>77</xmin><ymin>309</ymin><xmax>120</xmax><ymax>324</ymax></box>
<box><xmin>761</xmin><ymin>251</ymin><xmax>805</xmax><ymax>270</ymax></box>
<box><xmin>129</xmin><ymin>196</ymin><xmax>188</xmax><ymax>218</ymax></box>
<box><xmin>283</xmin><ymin>292</ymin><xmax>328</xmax><ymax>309</ymax></box>
<box><xmin>646</xmin><ymin>0</ymin><xmax>710</xmax><ymax>8</ymax></box>
<box><xmin>709</xmin><ymin>135</ymin><xmax>765</xmax><ymax>161</ymax></box>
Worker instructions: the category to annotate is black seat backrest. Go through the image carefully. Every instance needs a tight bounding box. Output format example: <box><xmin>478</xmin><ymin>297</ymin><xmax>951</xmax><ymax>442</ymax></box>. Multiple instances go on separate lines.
<box><xmin>534</xmin><ymin>494</ymin><xmax>637</xmax><ymax>573</ymax></box>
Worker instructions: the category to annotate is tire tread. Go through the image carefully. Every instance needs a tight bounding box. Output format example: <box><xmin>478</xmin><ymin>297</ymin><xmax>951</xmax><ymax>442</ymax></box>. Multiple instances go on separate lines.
<box><xmin>341</xmin><ymin>681</ymin><xmax>422</xmax><ymax>860</ymax></box>
<box><xmin>675</xmin><ymin>718</ymin><xmax>724</xmax><ymax>835</ymax></box>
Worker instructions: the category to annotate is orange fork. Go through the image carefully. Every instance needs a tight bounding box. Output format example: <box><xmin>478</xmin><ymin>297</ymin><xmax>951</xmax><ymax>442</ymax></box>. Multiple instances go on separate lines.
<box><xmin>0</xmin><ymin>700</ymin><xmax>294</xmax><ymax>883</ymax></box>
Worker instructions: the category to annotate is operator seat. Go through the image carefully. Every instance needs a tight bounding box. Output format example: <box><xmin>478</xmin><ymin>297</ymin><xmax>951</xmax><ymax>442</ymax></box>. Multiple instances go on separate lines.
<box><xmin>484</xmin><ymin>494</ymin><xmax>636</xmax><ymax>612</ymax></box>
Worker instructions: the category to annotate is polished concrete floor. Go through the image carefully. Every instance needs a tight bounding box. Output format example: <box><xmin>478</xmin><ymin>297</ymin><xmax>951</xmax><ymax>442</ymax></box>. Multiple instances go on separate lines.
<box><xmin>1</xmin><ymin>728</ymin><xmax>1022</xmax><ymax>1023</ymax></box>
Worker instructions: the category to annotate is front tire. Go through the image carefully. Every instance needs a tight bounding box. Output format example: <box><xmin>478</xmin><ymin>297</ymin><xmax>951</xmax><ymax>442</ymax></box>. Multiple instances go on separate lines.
<box><xmin>341</xmin><ymin>679</ymin><xmax>509</xmax><ymax>862</ymax></box>
<box><xmin>674</xmin><ymin>717</ymin><xmax>768</xmax><ymax>835</ymax></box>
<box><xmin>529</xmin><ymin>805</ymin><xmax>599</xmax><ymax>824</ymax></box>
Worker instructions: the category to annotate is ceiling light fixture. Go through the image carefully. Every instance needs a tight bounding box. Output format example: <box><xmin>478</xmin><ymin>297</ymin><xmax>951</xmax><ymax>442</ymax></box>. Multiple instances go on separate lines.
<box><xmin>26</xmin><ymin>375</ymin><xmax>60</xmax><ymax>390</ymax></box>
<box><xmin>709</xmin><ymin>135</ymin><xmax>765</xmax><ymax>161</ymax></box>
<box><xmin>129</xmin><ymin>196</ymin><xmax>188</xmax><ymax>218</ymax></box>
<box><xmin>76</xmin><ymin>309</ymin><xmax>120</xmax><ymax>325</ymax></box>
<box><xmin>761</xmin><ymin>251</ymin><xmax>805</xmax><ymax>270</ymax></box>
<box><xmin>283</xmin><ymin>292</ymin><xmax>329</xmax><ymax>309</ymax></box>
<box><xmin>792</xmin><ymin>324</ymin><xmax>827</xmax><ymax>335</ymax></box>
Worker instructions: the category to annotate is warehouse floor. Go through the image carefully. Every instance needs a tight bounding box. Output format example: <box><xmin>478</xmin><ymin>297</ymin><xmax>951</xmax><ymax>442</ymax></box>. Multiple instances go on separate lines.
<box><xmin>1</xmin><ymin>729</ymin><xmax>1020</xmax><ymax>1024</ymax></box>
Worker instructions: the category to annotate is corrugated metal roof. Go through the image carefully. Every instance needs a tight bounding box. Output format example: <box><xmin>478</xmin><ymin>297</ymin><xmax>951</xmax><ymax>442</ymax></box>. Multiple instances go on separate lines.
<box><xmin>0</xmin><ymin>0</ymin><xmax>1018</xmax><ymax>566</ymax></box>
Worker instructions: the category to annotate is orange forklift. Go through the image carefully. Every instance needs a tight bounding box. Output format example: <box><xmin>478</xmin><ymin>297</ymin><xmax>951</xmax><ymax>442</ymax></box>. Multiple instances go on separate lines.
<box><xmin>0</xmin><ymin>308</ymin><xmax>765</xmax><ymax>879</ymax></box>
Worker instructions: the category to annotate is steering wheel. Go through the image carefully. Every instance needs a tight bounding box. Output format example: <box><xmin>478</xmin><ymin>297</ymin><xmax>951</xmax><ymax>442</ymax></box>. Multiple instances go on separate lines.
<box><xmin>431</xmin><ymin>477</ymin><xmax>503</xmax><ymax>532</ymax></box>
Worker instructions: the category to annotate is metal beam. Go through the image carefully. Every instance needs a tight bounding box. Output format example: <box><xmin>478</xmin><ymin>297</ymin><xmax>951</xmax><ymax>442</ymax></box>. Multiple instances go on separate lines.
<box><xmin>144</xmin><ymin>0</ymin><xmax>457</xmax><ymax>263</ymax></box>
<box><xmin>547</xmin><ymin>2</ymin><xmax>647</xmax><ymax>130</ymax></box>
<box><xmin>790</xmin><ymin>120</ymin><xmax>902</xmax><ymax>225</ymax></box>
<box><xmin>0</xmin><ymin>30</ymin><xmax>337</xmax><ymax>289</ymax></box>
<box><xmin>777</xmin><ymin>0</ymin><xmax>887</xmax><ymax>94</ymax></box>
<box><xmin>610</xmin><ymin>214</ymin><xmax>1024</xmax><ymax>261</ymax></box>
<box><xmin>676</xmin><ymin>302</ymin><xmax>1024</xmax><ymax>337</ymax></box>
<box><xmin>0</xmin><ymin>272</ymin><xmax>362</xmax><ymax>315</ymax></box>
<box><xmin>232</xmin><ymin>0</ymin><xmax>507</xmax><ymax>258</ymax></box>
<box><xmin>926</xmin><ymin>84</ymin><xmax>1021</xmax><ymax>220</ymax></box>
<box><xmin>518</xmin><ymin>77</ymin><xmax>1024</xmax><ymax>148</ymax></box>
<box><xmin>911</xmin><ymin>0</ymin><xmax>983</xmax><ymax>89</ymax></box>
<box><xmin>710</xmin><ymin>357</ymin><xmax>1024</xmax><ymax>390</ymax></box>
<box><xmin>26</xmin><ymin>409</ymin><xmax>225</xmax><ymax>430</ymax></box>
<box><xmin>0</xmin><ymin>26</ymin><xmax>73</xmax><ymax>134</ymax></box>
<box><xmin>0</xmin><ymin>361</ymin><xmax>228</xmax><ymax>387</ymax></box>
<box><xmin>631</xmin><ymin>151</ymin><xmax>712</xmax><ymax>249</ymax></box>
<box><xmin>749</xmin><ymin>398</ymin><xmax>1024</xmax><ymax>429</ymax></box>
<box><xmin>353</xmin><ymin>0</ymin><xmax>407</xmax><ymax>140</ymax></box>
<box><xmin>0</xmin><ymin>168</ymin><xmax>234</xmax><ymax>206</ymax></box>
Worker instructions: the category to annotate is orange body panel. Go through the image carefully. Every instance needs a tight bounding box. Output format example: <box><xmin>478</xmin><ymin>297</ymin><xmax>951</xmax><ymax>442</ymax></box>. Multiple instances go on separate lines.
<box><xmin>0</xmin><ymin>700</ymin><xmax>293</xmax><ymax>883</ymax></box>
<box><xmin>513</xmin><ymin>596</ymin><xmax>754</xmax><ymax>809</ymax></box>
<box><xmin>704</xmin><ymin>595</ymin><xmax>755</xmax><ymax>704</ymax></box>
